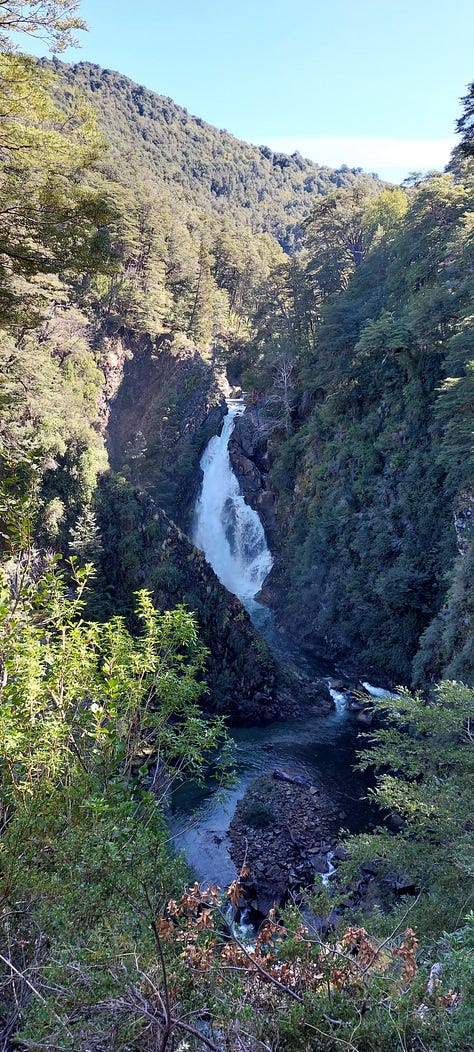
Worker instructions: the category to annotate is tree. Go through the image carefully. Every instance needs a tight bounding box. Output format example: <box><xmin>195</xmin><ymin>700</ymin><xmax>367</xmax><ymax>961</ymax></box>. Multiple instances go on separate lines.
<box><xmin>187</xmin><ymin>237</ymin><xmax>215</xmax><ymax>344</ymax></box>
<box><xmin>0</xmin><ymin>1</ymin><xmax>115</xmax><ymax>329</ymax></box>
<box><xmin>0</xmin><ymin>0</ymin><xmax>86</xmax><ymax>52</ymax></box>
<box><xmin>362</xmin><ymin>186</ymin><xmax>408</xmax><ymax>245</ymax></box>
<box><xmin>68</xmin><ymin>503</ymin><xmax>103</xmax><ymax>563</ymax></box>
<box><xmin>453</xmin><ymin>80</ymin><xmax>474</xmax><ymax>161</ymax></box>
<box><xmin>252</xmin><ymin>344</ymin><xmax>297</xmax><ymax>437</ymax></box>
<box><xmin>304</xmin><ymin>181</ymin><xmax>378</xmax><ymax>297</ymax></box>
<box><xmin>0</xmin><ymin>52</ymin><xmax>113</xmax><ymax>327</ymax></box>
<box><xmin>347</xmin><ymin>681</ymin><xmax>474</xmax><ymax>934</ymax></box>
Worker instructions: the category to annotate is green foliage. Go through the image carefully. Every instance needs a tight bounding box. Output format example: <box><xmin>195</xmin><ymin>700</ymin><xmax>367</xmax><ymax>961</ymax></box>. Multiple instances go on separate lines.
<box><xmin>304</xmin><ymin>179</ymin><xmax>382</xmax><ymax>296</ymax></box>
<box><xmin>0</xmin><ymin>553</ymin><xmax>231</xmax><ymax>1046</ymax></box>
<box><xmin>0</xmin><ymin>53</ymin><xmax>113</xmax><ymax>328</ymax></box>
<box><xmin>0</xmin><ymin>559</ymin><xmax>229</xmax><ymax>803</ymax></box>
<box><xmin>240</xmin><ymin>797</ymin><xmax>275</xmax><ymax>829</ymax></box>
<box><xmin>0</xmin><ymin>0</ymin><xmax>86</xmax><ymax>52</ymax></box>
<box><xmin>0</xmin><ymin>42</ymin><xmax>115</xmax><ymax>554</ymax></box>
<box><xmin>0</xmin><ymin>309</ymin><xmax>109</xmax><ymax>550</ymax></box>
<box><xmin>256</xmin><ymin>167</ymin><xmax>474</xmax><ymax>683</ymax></box>
<box><xmin>453</xmin><ymin>79</ymin><xmax>474</xmax><ymax>163</ymax></box>
<box><xmin>345</xmin><ymin>681</ymin><xmax>474</xmax><ymax>935</ymax></box>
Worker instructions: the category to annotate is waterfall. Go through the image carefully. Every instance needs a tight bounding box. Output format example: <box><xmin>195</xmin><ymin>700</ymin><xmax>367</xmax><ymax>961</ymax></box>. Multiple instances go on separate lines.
<box><xmin>192</xmin><ymin>401</ymin><xmax>273</xmax><ymax>606</ymax></box>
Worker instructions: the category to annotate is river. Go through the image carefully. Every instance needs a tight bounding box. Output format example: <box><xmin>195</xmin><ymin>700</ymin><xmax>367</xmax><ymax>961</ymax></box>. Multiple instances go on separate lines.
<box><xmin>170</xmin><ymin>401</ymin><xmax>379</xmax><ymax>887</ymax></box>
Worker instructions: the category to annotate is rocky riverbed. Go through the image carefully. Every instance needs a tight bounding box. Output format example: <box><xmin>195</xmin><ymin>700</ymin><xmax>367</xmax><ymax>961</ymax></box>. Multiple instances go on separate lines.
<box><xmin>228</xmin><ymin>771</ymin><xmax>344</xmax><ymax>916</ymax></box>
<box><xmin>227</xmin><ymin>769</ymin><xmax>417</xmax><ymax>923</ymax></box>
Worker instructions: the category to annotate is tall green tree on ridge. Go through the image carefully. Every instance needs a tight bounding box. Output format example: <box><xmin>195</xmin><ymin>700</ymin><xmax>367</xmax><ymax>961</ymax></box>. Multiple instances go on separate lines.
<box><xmin>0</xmin><ymin>0</ymin><xmax>116</xmax><ymax>330</ymax></box>
<box><xmin>304</xmin><ymin>180</ymin><xmax>378</xmax><ymax>298</ymax></box>
<box><xmin>453</xmin><ymin>79</ymin><xmax>474</xmax><ymax>161</ymax></box>
<box><xmin>0</xmin><ymin>50</ymin><xmax>114</xmax><ymax>328</ymax></box>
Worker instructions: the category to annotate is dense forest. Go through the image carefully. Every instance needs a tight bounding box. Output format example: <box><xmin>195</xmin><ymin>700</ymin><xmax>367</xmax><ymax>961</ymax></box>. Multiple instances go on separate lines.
<box><xmin>0</xmin><ymin>2</ymin><xmax>473</xmax><ymax>1049</ymax></box>
<box><xmin>243</xmin><ymin>166</ymin><xmax>474</xmax><ymax>685</ymax></box>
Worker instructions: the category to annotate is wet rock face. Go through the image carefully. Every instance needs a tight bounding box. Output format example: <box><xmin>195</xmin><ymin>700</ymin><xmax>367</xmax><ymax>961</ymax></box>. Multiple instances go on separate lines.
<box><xmin>228</xmin><ymin>409</ymin><xmax>278</xmax><ymax>544</ymax></box>
<box><xmin>229</xmin><ymin>774</ymin><xmax>339</xmax><ymax>915</ymax></box>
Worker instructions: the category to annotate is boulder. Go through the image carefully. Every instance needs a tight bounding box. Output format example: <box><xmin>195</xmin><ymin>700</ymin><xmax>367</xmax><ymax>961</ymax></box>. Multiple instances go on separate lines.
<box><xmin>309</xmin><ymin>853</ymin><xmax>330</xmax><ymax>874</ymax></box>
<box><xmin>383</xmin><ymin>872</ymin><xmax>418</xmax><ymax>895</ymax></box>
<box><xmin>272</xmin><ymin>769</ymin><xmax>311</xmax><ymax>787</ymax></box>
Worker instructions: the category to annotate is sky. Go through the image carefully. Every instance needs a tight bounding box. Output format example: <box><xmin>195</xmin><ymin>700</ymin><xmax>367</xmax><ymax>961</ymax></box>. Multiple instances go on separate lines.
<box><xmin>17</xmin><ymin>0</ymin><xmax>474</xmax><ymax>182</ymax></box>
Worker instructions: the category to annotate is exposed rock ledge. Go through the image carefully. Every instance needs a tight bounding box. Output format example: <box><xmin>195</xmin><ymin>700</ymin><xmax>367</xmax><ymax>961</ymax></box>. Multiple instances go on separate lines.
<box><xmin>228</xmin><ymin>406</ymin><xmax>279</xmax><ymax>546</ymax></box>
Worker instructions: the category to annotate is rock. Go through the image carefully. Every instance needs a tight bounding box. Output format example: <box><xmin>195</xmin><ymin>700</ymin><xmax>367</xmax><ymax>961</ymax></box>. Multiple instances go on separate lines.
<box><xmin>383</xmin><ymin>872</ymin><xmax>418</xmax><ymax>895</ymax></box>
<box><xmin>266</xmin><ymin>865</ymin><xmax>283</xmax><ymax>881</ymax></box>
<box><xmin>309</xmin><ymin>853</ymin><xmax>330</xmax><ymax>874</ymax></box>
<box><xmin>333</xmin><ymin>846</ymin><xmax>349</xmax><ymax>862</ymax></box>
<box><xmin>347</xmin><ymin>696</ymin><xmax>367</xmax><ymax>711</ymax></box>
<box><xmin>355</xmin><ymin>709</ymin><xmax>374</xmax><ymax>725</ymax></box>
<box><xmin>272</xmin><ymin>769</ymin><xmax>311</xmax><ymax>787</ymax></box>
<box><xmin>255</xmin><ymin>884</ymin><xmax>286</xmax><ymax>915</ymax></box>
<box><xmin>360</xmin><ymin>861</ymin><xmax>379</xmax><ymax>876</ymax></box>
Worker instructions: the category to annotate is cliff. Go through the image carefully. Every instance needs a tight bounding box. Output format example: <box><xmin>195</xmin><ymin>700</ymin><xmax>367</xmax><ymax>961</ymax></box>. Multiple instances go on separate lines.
<box><xmin>105</xmin><ymin>329</ymin><xmax>224</xmax><ymax>530</ymax></box>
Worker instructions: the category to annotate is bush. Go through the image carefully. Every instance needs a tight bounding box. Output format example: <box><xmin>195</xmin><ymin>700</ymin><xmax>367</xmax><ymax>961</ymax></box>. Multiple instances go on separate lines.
<box><xmin>241</xmin><ymin>797</ymin><xmax>275</xmax><ymax>828</ymax></box>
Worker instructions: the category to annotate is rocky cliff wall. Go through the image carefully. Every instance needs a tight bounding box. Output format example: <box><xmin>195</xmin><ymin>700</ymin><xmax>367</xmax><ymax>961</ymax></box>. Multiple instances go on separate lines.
<box><xmin>228</xmin><ymin>407</ymin><xmax>279</xmax><ymax>549</ymax></box>
<box><xmin>105</xmin><ymin>330</ymin><xmax>225</xmax><ymax>530</ymax></box>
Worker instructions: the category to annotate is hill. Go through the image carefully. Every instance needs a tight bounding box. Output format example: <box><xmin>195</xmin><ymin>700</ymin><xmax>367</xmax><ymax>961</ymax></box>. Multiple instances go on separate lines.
<box><xmin>45</xmin><ymin>58</ymin><xmax>381</xmax><ymax>251</ymax></box>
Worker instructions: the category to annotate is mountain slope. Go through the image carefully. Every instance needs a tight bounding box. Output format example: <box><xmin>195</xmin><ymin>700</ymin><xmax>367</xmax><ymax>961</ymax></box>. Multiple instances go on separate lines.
<box><xmin>45</xmin><ymin>58</ymin><xmax>381</xmax><ymax>251</ymax></box>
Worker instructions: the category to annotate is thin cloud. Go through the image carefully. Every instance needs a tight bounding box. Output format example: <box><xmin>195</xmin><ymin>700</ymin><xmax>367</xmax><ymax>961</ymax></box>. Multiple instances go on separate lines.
<box><xmin>255</xmin><ymin>136</ymin><xmax>457</xmax><ymax>182</ymax></box>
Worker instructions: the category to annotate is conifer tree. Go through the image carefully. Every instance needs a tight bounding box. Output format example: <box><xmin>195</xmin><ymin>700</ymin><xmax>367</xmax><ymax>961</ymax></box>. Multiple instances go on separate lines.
<box><xmin>68</xmin><ymin>504</ymin><xmax>103</xmax><ymax>564</ymax></box>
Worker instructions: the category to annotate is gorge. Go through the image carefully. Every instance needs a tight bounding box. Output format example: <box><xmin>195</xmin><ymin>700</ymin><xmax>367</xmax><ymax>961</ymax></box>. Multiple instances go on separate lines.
<box><xmin>1</xmin><ymin>35</ymin><xmax>473</xmax><ymax>1051</ymax></box>
<box><xmin>172</xmin><ymin>396</ymin><xmax>385</xmax><ymax>906</ymax></box>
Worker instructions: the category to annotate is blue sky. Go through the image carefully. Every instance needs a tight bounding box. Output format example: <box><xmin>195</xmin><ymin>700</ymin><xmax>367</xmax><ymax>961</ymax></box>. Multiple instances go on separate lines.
<box><xmin>18</xmin><ymin>0</ymin><xmax>474</xmax><ymax>182</ymax></box>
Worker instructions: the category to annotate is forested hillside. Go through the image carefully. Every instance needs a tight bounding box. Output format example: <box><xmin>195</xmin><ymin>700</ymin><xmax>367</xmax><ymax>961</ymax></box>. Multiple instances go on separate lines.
<box><xmin>46</xmin><ymin>58</ymin><xmax>381</xmax><ymax>250</ymax></box>
<box><xmin>0</xmin><ymin>52</ymin><xmax>381</xmax><ymax>624</ymax></box>
<box><xmin>239</xmin><ymin>163</ymin><xmax>474</xmax><ymax>686</ymax></box>
<box><xmin>1</xmin><ymin>6</ymin><xmax>473</xmax><ymax>1048</ymax></box>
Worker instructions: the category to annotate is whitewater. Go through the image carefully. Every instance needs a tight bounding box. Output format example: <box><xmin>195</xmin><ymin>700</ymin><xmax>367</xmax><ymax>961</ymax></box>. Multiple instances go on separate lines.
<box><xmin>192</xmin><ymin>400</ymin><xmax>273</xmax><ymax>604</ymax></box>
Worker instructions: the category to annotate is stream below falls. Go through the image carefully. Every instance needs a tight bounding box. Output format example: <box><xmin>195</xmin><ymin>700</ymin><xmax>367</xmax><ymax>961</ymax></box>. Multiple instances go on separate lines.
<box><xmin>170</xmin><ymin>400</ymin><xmax>380</xmax><ymax>887</ymax></box>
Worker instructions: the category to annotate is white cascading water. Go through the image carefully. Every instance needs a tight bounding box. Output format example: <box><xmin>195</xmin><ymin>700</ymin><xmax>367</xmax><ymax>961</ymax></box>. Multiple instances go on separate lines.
<box><xmin>192</xmin><ymin>400</ymin><xmax>273</xmax><ymax>605</ymax></box>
